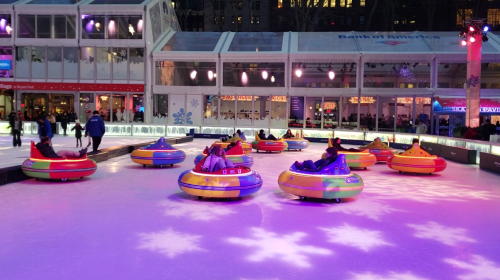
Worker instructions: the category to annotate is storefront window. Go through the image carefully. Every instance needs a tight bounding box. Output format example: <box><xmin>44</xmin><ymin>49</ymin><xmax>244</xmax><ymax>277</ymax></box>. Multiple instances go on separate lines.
<box><xmin>288</xmin><ymin>96</ymin><xmax>304</xmax><ymax>128</ymax></box>
<box><xmin>131</xmin><ymin>94</ymin><xmax>145</xmax><ymax>123</ymax></box>
<box><xmin>379</xmin><ymin>97</ymin><xmax>396</xmax><ymax>132</ymax></box>
<box><xmin>437</xmin><ymin>63</ymin><xmax>466</xmax><ymax>88</ymax></box>
<box><xmin>79</xmin><ymin>93</ymin><xmax>94</xmax><ymax>123</ymax></box>
<box><xmin>63</xmin><ymin>47</ymin><xmax>78</xmax><ymax>79</ymax></box>
<box><xmin>223</xmin><ymin>62</ymin><xmax>285</xmax><ymax>87</ymax></box>
<box><xmin>31</xmin><ymin>46</ymin><xmax>46</xmax><ymax>79</ymax></box>
<box><xmin>0</xmin><ymin>91</ymin><xmax>13</xmax><ymax>121</ymax></box>
<box><xmin>364</xmin><ymin>62</ymin><xmax>430</xmax><ymax>88</ymax></box>
<box><xmin>396</xmin><ymin>97</ymin><xmax>414</xmax><ymax>132</ymax></box>
<box><xmin>129</xmin><ymin>48</ymin><xmax>144</xmax><ymax>80</ymax></box>
<box><xmin>291</xmin><ymin>63</ymin><xmax>356</xmax><ymax>88</ymax></box>
<box><xmin>305</xmin><ymin>97</ymin><xmax>321</xmax><ymax>128</ymax></box>
<box><xmin>47</xmin><ymin>47</ymin><xmax>61</xmax><ymax>79</ymax></box>
<box><xmin>220</xmin><ymin>95</ymin><xmax>235</xmax><ymax>126</ymax></box>
<box><xmin>80</xmin><ymin>47</ymin><xmax>95</xmax><ymax>80</ymax></box>
<box><xmin>203</xmin><ymin>95</ymin><xmax>218</xmax><ymax>125</ymax></box>
<box><xmin>113</xmin><ymin>48</ymin><xmax>127</xmax><ymax>80</ymax></box>
<box><xmin>97</xmin><ymin>94</ymin><xmax>111</xmax><ymax>122</ymax></box>
<box><xmin>16</xmin><ymin>46</ymin><xmax>30</xmax><ymax>78</ymax></box>
<box><xmin>271</xmin><ymin>96</ymin><xmax>287</xmax><ymax>128</ymax></box>
<box><xmin>341</xmin><ymin>97</ymin><xmax>359</xmax><ymax>130</ymax></box>
<box><xmin>236</xmin><ymin>96</ymin><xmax>253</xmax><ymax>126</ymax></box>
<box><xmin>22</xmin><ymin>93</ymin><xmax>48</xmax><ymax>119</ymax></box>
<box><xmin>322</xmin><ymin>98</ymin><xmax>339</xmax><ymax>129</ymax></box>
<box><xmin>358</xmin><ymin>96</ymin><xmax>376</xmax><ymax>131</ymax></box>
<box><xmin>51</xmin><ymin>94</ymin><xmax>74</xmax><ymax>115</ymax></box>
<box><xmin>0</xmin><ymin>14</ymin><xmax>12</xmax><ymax>38</ymax></box>
<box><xmin>415</xmin><ymin>97</ymin><xmax>431</xmax><ymax>129</ymax></box>
<box><xmin>254</xmin><ymin>96</ymin><xmax>269</xmax><ymax>127</ymax></box>
<box><xmin>153</xmin><ymin>94</ymin><xmax>168</xmax><ymax>124</ymax></box>
<box><xmin>0</xmin><ymin>47</ymin><xmax>13</xmax><ymax>78</ymax></box>
<box><xmin>112</xmin><ymin>94</ymin><xmax>127</xmax><ymax>122</ymax></box>
<box><xmin>169</xmin><ymin>94</ymin><xmax>186</xmax><ymax>125</ymax></box>
<box><xmin>96</xmin><ymin>47</ymin><xmax>111</xmax><ymax>80</ymax></box>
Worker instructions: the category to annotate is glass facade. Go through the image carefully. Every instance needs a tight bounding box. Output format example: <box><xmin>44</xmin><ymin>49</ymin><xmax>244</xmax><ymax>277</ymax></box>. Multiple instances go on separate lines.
<box><xmin>292</xmin><ymin>63</ymin><xmax>356</xmax><ymax>88</ymax></box>
<box><xmin>155</xmin><ymin>61</ymin><xmax>216</xmax><ymax>86</ymax></box>
<box><xmin>0</xmin><ymin>47</ymin><xmax>13</xmax><ymax>78</ymax></box>
<box><xmin>0</xmin><ymin>91</ymin><xmax>14</xmax><ymax>121</ymax></box>
<box><xmin>81</xmin><ymin>15</ymin><xmax>143</xmax><ymax>39</ymax></box>
<box><xmin>222</xmin><ymin>62</ymin><xmax>285</xmax><ymax>87</ymax></box>
<box><xmin>0</xmin><ymin>14</ymin><xmax>12</xmax><ymax>38</ymax></box>
<box><xmin>18</xmin><ymin>15</ymin><xmax>76</xmax><ymax>39</ymax></box>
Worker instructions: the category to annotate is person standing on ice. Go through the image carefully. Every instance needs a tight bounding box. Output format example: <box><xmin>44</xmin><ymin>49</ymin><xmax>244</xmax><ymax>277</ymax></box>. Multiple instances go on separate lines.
<box><xmin>85</xmin><ymin>110</ymin><xmax>105</xmax><ymax>153</ymax></box>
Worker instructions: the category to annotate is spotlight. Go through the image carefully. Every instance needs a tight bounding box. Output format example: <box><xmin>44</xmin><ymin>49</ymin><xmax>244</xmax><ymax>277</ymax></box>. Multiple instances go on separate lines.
<box><xmin>6</xmin><ymin>23</ymin><xmax>11</xmax><ymax>35</ymax></box>
<box><xmin>469</xmin><ymin>26</ymin><xmax>475</xmax><ymax>32</ymax></box>
<box><xmin>241</xmin><ymin>71</ymin><xmax>248</xmax><ymax>84</ymax></box>
<box><xmin>295</xmin><ymin>69</ymin><xmax>302</xmax><ymax>77</ymax></box>
<box><xmin>270</xmin><ymin>73</ymin><xmax>275</xmax><ymax>83</ymax></box>
<box><xmin>483</xmin><ymin>25</ymin><xmax>489</xmax><ymax>32</ymax></box>
<box><xmin>482</xmin><ymin>34</ymin><xmax>489</xmax><ymax>42</ymax></box>
<box><xmin>461</xmin><ymin>39</ymin><xmax>467</xmax><ymax>46</ymax></box>
<box><xmin>470</xmin><ymin>36</ymin><xmax>475</xmax><ymax>42</ymax></box>
<box><xmin>190</xmin><ymin>70</ymin><xmax>197</xmax><ymax>80</ymax></box>
<box><xmin>261</xmin><ymin>70</ymin><xmax>268</xmax><ymax>80</ymax></box>
<box><xmin>128</xmin><ymin>24</ymin><xmax>135</xmax><ymax>35</ymax></box>
<box><xmin>208</xmin><ymin>69</ymin><xmax>214</xmax><ymax>81</ymax></box>
<box><xmin>328</xmin><ymin>66</ymin><xmax>334</xmax><ymax>80</ymax></box>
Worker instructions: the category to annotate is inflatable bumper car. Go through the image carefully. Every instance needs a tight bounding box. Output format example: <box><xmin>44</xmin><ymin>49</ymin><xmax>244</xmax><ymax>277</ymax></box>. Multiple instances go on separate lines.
<box><xmin>326</xmin><ymin>139</ymin><xmax>376</xmax><ymax>169</ymax></box>
<box><xmin>22</xmin><ymin>141</ymin><xmax>97</xmax><ymax>181</ymax></box>
<box><xmin>194</xmin><ymin>141</ymin><xmax>253</xmax><ymax>167</ymax></box>
<box><xmin>387</xmin><ymin>144</ymin><xmax>447</xmax><ymax>174</ymax></box>
<box><xmin>252</xmin><ymin>132</ymin><xmax>288</xmax><ymax>153</ymax></box>
<box><xmin>213</xmin><ymin>136</ymin><xmax>252</xmax><ymax>154</ymax></box>
<box><xmin>359</xmin><ymin>138</ymin><xmax>396</xmax><ymax>162</ymax></box>
<box><xmin>284</xmin><ymin>138</ymin><xmax>310</xmax><ymax>151</ymax></box>
<box><xmin>278</xmin><ymin>154</ymin><xmax>363</xmax><ymax>202</ymax></box>
<box><xmin>178</xmin><ymin>158</ymin><xmax>263</xmax><ymax>200</ymax></box>
<box><xmin>131</xmin><ymin>137</ymin><xmax>186</xmax><ymax>168</ymax></box>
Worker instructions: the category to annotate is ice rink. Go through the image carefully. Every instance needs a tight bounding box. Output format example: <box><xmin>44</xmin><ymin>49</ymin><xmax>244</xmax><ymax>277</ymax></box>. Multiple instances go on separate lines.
<box><xmin>1</xmin><ymin>137</ymin><xmax>500</xmax><ymax>280</ymax></box>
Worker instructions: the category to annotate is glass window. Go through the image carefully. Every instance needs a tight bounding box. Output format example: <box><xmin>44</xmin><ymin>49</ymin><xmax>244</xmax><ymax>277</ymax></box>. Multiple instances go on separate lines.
<box><xmin>113</xmin><ymin>48</ymin><xmax>127</xmax><ymax>80</ymax></box>
<box><xmin>82</xmin><ymin>15</ymin><xmax>105</xmax><ymax>39</ymax></box>
<box><xmin>51</xmin><ymin>94</ymin><xmax>74</xmax><ymax>115</ymax></box>
<box><xmin>79</xmin><ymin>93</ymin><xmax>94</xmax><ymax>123</ymax></box>
<box><xmin>112</xmin><ymin>94</ymin><xmax>126</xmax><ymax>122</ymax></box>
<box><xmin>364</xmin><ymin>62</ymin><xmax>430</xmax><ymax>88</ymax></box>
<box><xmin>203</xmin><ymin>95</ymin><xmax>218</xmax><ymax>125</ymax></box>
<box><xmin>96</xmin><ymin>47</ymin><xmax>111</xmax><ymax>80</ymax></box>
<box><xmin>16</xmin><ymin>47</ymin><xmax>30</xmax><ymax>78</ymax></box>
<box><xmin>187</xmin><ymin>95</ymin><xmax>202</xmax><ymax>125</ymax></box>
<box><xmin>237</xmin><ymin>16</ymin><xmax>242</xmax><ymax>25</ymax></box>
<box><xmin>292</xmin><ymin>62</ymin><xmax>356</xmax><ymax>88</ymax></box>
<box><xmin>153</xmin><ymin>94</ymin><xmax>168</xmax><ymax>124</ymax></box>
<box><xmin>379</xmin><ymin>97</ymin><xmax>396</xmax><ymax>132</ymax></box>
<box><xmin>271</xmin><ymin>96</ymin><xmax>287</xmax><ymax>128</ymax></box>
<box><xmin>0</xmin><ymin>91</ymin><xmax>14</xmax><ymax>121</ymax></box>
<box><xmin>80</xmin><ymin>47</ymin><xmax>94</xmax><ymax>80</ymax></box>
<box><xmin>322</xmin><ymin>98</ymin><xmax>339</xmax><ymax>129</ymax></box>
<box><xmin>359</xmin><ymin>96</ymin><xmax>377</xmax><ymax>131</ymax></box>
<box><xmin>360</xmin><ymin>0</ymin><xmax>365</xmax><ymax>6</ymax></box>
<box><xmin>31</xmin><ymin>46</ymin><xmax>46</xmax><ymax>79</ymax></box>
<box><xmin>129</xmin><ymin>48</ymin><xmax>144</xmax><ymax>80</ymax></box>
<box><xmin>238</xmin><ymin>1</ymin><xmax>242</xmax><ymax>10</ymax></box>
<box><xmin>0</xmin><ymin>47</ymin><xmax>13</xmax><ymax>78</ymax></box>
<box><xmin>223</xmin><ymin>62</ymin><xmax>285</xmax><ymax>87</ymax></box>
<box><xmin>47</xmin><ymin>47</ymin><xmax>61</xmax><ymax>79</ymax></box>
<box><xmin>396</xmin><ymin>97</ymin><xmax>413</xmax><ymax>132</ymax></box>
<box><xmin>0</xmin><ymin>15</ymin><xmax>12</xmax><ymax>38</ymax></box>
<box><xmin>220</xmin><ymin>95</ymin><xmax>235</xmax><ymax>126</ymax></box>
<box><xmin>131</xmin><ymin>94</ymin><xmax>145</xmax><ymax>123</ymax></box>
<box><xmin>487</xmin><ymin>9</ymin><xmax>500</xmax><ymax>27</ymax></box>
<box><xmin>37</xmin><ymin>15</ymin><xmax>51</xmax><ymax>38</ymax></box>
<box><xmin>481</xmin><ymin>63</ymin><xmax>500</xmax><ymax>89</ymax></box>
<box><xmin>107</xmin><ymin>16</ymin><xmax>143</xmax><ymax>39</ymax></box>
<box><xmin>63</xmin><ymin>47</ymin><xmax>78</xmax><ymax>79</ymax></box>
<box><xmin>169</xmin><ymin>94</ymin><xmax>186</xmax><ymax>125</ymax></box>
<box><xmin>288</xmin><ymin>96</ymin><xmax>304</xmax><ymax>128</ymax></box>
<box><xmin>236</xmin><ymin>96</ymin><xmax>253</xmax><ymax>126</ymax></box>
<box><xmin>254</xmin><ymin>96</ymin><xmax>269</xmax><ymax>127</ymax></box>
<box><xmin>415</xmin><ymin>97</ymin><xmax>431</xmax><ymax>130</ymax></box>
<box><xmin>18</xmin><ymin>15</ymin><xmax>35</xmax><ymax>38</ymax></box>
<box><xmin>155</xmin><ymin>61</ymin><xmax>216</xmax><ymax>86</ymax></box>
<box><xmin>305</xmin><ymin>97</ymin><xmax>321</xmax><ymax>128</ymax></box>
<box><xmin>341</xmin><ymin>97</ymin><xmax>359</xmax><ymax>130</ymax></box>
<box><xmin>437</xmin><ymin>63</ymin><xmax>466</xmax><ymax>88</ymax></box>
<box><xmin>97</xmin><ymin>94</ymin><xmax>111</xmax><ymax>122</ymax></box>
<box><xmin>255</xmin><ymin>1</ymin><xmax>260</xmax><ymax>10</ymax></box>
<box><xmin>54</xmin><ymin>15</ymin><xmax>76</xmax><ymax>39</ymax></box>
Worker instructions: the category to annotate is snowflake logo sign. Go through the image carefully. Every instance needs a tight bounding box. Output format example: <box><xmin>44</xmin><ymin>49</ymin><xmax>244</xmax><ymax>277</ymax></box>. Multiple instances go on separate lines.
<box><xmin>173</xmin><ymin>108</ymin><xmax>185</xmax><ymax>124</ymax></box>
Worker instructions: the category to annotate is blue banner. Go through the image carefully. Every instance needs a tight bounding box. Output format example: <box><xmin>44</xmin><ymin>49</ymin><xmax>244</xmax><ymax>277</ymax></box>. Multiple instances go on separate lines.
<box><xmin>0</xmin><ymin>60</ymin><xmax>11</xmax><ymax>70</ymax></box>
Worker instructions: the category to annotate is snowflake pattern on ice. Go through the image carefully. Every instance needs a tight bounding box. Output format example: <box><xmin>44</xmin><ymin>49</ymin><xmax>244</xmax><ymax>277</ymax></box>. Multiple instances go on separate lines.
<box><xmin>137</xmin><ymin>228</ymin><xmax>204</xmax><ymax>258</ymax></box>
<box><xmin>190</xmin><ymin>99</ymin><xmax>199</xmax><ymax>108</ymax></box>
<box><xmin>227</xmin><ymin>227</ymin><xmax>332</xmax><ymax>268</ymax></box>
<box><xmin>349</xmin><ymin>271</ymin><xmax>430</xmax><ymax>280</ymax></box>
<box><xmin>158</xmin><ymin>200</ymin><xmax>235</xmax><ymax>221</ymax></box>
<box><xmin>320</xmin><ymin>224</ymin><xmax>393</xmax><ymax>252</ymax></box>
<box><xmin>444</xmin><ymin>255</ymin><xmax>500</xmax><ymax>280</ymax></box>
<box><xmin>407</xmin><ymin>221</ymin><xmax>476</xmax><ymax>246</ymax></box>
<box><xmin>242</xmin><ymin>191</ymin><xmax>283</xmax><ymax>210</ymax></box>
<box><xmin>325</xmin><ymin>197</ymin><xmax>405</xmax><ymax>221</ymax></box>
<box><xmin>173</xmin><ymin>108</ymin><xmax>185</xmax><ymax>124</ymax></box>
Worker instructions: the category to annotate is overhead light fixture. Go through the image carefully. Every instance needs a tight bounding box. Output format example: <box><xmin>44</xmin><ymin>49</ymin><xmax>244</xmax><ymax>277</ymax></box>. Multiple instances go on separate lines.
<box><xmin>470</xmin><ymin>36</ymin><xmax>475</xmax><ymax>42</ymax></box>
<box><xmin>241</xmin><ymin>70</ymin><xmax>248</xmax><ymax>85</ymax></box>
<box><xmin>295</xmin><ymin>69</ymin><xmax>302</xmax><ymax>77</ymax></box>
<box><xmin>128</xmin><ymin>24</ymin><xmax>135</xmax><ymax>35</ymax></box>
<box><xmin>483</xmin><ymin>25</ymin><xmax>489</xmax><ymax>32</ymax></box>
<box><xmin>190</xmin><ymin>70</ymin><xmax>197</xmax><ymax>80</ymax></box>
<box><xmin>6</xmin><ymin>23</ymin><xmax>11</xmax><ymax>35</ymax></box>
<box><xmin>208</xmin><ymin>69</ymin><xmax>214</xmax><ymax>81</ymax></box>
<box><xmin>469</xmin><ymin>26</ymin><xmax>475</xmax><ymax>32</ymax></box>
<box><xmin>270</xmin><ymin>72</ymin><xmax>275</xmax><ymax>83</ymax></box>
<box><xmin>328</xmin><ymin>66</ymin><xmax>334</xmax><ymax>80</ymax></box>
<box><xmin>461</xmin><ymin>39</ymin><xmax>467</xmax><ymax>46</ymax></box>
<box><xmin>262</xmin><ymin>69</ymin><xmax>268</xmax><ymax>80</ymax></box>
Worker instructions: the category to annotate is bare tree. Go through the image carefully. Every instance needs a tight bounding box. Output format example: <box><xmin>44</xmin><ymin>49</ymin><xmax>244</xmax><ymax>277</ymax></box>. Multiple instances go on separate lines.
<box><xmin>288</xmin><ymin>0</ymin><xmax>331</xmax><ymax>32</ymax></box>
<box><xmin>203</xmin><ymin>0</ymin><xmax>215</xmax><ymax>31</ymax></box>
<box><xmin>365</xmin><ymin>0</ymin><xmax>379</xmax><ymax>31</ymax></box>
<box><xmin>420</xmin><ymin>0</ymin><xmax>443</xmax><ymax>31</ymax></box>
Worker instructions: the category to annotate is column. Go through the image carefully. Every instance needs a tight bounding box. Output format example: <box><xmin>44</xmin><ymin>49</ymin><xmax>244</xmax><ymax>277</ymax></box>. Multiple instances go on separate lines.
<box><xmin>465</xmin><ymin>33</ymin><xmax>482</xmax><ymax>128</ymax></box>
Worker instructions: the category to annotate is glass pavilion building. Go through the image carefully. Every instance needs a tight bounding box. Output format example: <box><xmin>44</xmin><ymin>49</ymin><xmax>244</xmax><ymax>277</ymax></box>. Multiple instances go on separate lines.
<box><xmin>1</xmin><ymin>0</ymin><xmax>500</xmax><ymax>140</ymax></box>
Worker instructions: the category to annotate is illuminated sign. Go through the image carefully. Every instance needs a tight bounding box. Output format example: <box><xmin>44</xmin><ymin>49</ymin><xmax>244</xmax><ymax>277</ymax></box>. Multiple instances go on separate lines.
<box><xmin>323</xmin><ymin>101</ymin><xmax>337</xmax><ymax>110</ymax></box>
<box><xmin>444</xmin><ymin>107</ymin><xmax>500</xmax><ymax>113</ymax></box>
<box><xmin>0</xmin><ymin>60</ymin><xmax>11</xmax><ymax>70</ymax></box>
<box><xmin>349</xmin><ymin>97</ymin><xmax>431</xmax><ymax>104</ymax></box>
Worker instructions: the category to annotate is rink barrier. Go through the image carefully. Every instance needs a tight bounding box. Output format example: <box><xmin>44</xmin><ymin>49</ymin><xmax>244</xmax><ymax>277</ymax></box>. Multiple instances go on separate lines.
<box><xmin>0</xmin><ymin>136</ymin><xmax>193</xmax><ymax>186</ymax></box>
<box><xmin>479</xmin><ymin>153</ymin><xmax>500</xmax><ymax>174</ymax></box>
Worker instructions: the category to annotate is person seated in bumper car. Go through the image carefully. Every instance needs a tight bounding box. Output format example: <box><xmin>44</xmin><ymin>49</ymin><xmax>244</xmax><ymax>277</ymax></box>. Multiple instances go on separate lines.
<box><xmin>202</xmin><ymin>145</ymin><xmax>234</xmax><ymax>172</ymax></box>
<box><xmin>236</xmin><ymin>129</ymin><xmax>247</xmax><ymax>141</ymax></box>
<box><xmin>36</xmin><ymin>136</ymin><xmax>88</xmax><ymax>159</ymax></box>
<box><xmin>294</xmin><ymin>147</ymin><xmax>338</xmax><ymax>172</ymax></box>
<box><xmin>331</xmin><ymin>137</ymin><xmax>362</xmax><ymax>152</ymax></box>
<box><xmin>403</xmin><ymin>138</ymin><xmax>427</xmax><ymax>152</ymax></box>
<box><xmin>258</xmin><ymin>129</ymin><xmax>279</xmax><ymax>141</ymax></box>
<box><xmin>283</xmin><ymin>129</ymin><xmax>295</xmax><ymax>139</ymax></box>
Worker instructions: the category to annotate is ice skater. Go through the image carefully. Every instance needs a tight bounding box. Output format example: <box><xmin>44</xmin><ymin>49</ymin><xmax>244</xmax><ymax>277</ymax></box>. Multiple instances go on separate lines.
<box><xmin>71</xmin><ymin>120</ymin><xmax>86</xmax><ymax>148</ymax></box>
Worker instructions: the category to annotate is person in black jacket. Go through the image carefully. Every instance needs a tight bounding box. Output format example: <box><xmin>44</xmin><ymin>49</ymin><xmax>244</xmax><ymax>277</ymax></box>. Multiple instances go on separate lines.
<box><xmin>36</xmin><ymin>136</ymin><xmax>87</xmax><ymax>159</ymax></box>
<box><xmin>8</xmin><ymin>112</ymin><xmax>23</xmax><ymax>147</ymax></box>
<box><xmin>483</xmin><ymin>119</ymin><xmax>497</xmax><ymax>141</ymax></box>
<box><xmin>71</xmin><ymin>120</ymin><xmax>86</xmax><ymax>147</ymax></box>
<box><xmin>60</xmin><ymin>112</ymin><xmax>69</xmax><ymax>136</ymax></box>
<box><xmin>295</xmin><ymin>147</ymin><xmax>338</xmax><ymax>172</ymax></box>
<box><xmin>330</xmin><ymin>137</ymin><xmax>362</xmax><ymax>152</ymax></box>
<box><xmin>258</xmin><ymin>129</ymin><xmax>278</xmax><ymax>141</ymax></box>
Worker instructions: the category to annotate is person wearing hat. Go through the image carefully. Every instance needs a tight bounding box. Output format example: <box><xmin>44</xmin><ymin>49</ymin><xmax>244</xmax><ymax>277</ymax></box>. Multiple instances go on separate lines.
<box><xmin>84</xmin><ymin>110</ymin><xmax>106</xmax><ymax>153</ymax></box>
<box><xmin>71</xmin><ymin>120</ymin><xmax>86</xmax><ymax>148</ymax></box>
<box><xmin>295</xmin><ymin>147</ymin><xmax>339</xmax><ymax>172</ymax></box>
